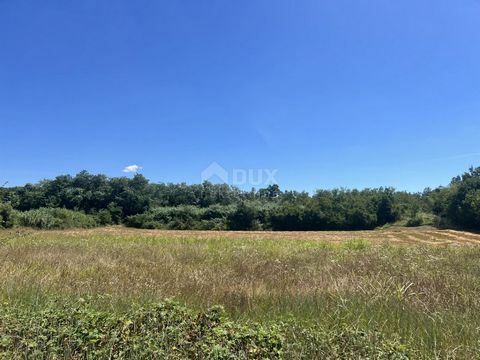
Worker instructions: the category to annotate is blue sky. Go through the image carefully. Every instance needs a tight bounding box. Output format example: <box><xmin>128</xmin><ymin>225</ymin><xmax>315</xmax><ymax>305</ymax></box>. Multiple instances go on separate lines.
<box><xmin>1</xmin><ymin>0</ymin><xmax>480</xmax><ymax>192</ymax></box>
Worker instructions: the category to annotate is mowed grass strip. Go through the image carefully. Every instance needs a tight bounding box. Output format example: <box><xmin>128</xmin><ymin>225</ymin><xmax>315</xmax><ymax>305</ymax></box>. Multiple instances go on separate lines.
<box><xmin>0</xmin><ymin>228</ymin><xmax>479</xmax><ymax>358</ymax></box>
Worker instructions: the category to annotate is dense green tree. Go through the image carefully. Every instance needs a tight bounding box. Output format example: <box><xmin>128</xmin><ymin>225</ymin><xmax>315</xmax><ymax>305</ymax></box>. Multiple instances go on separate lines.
<box><xmin>258</xmin><ymin>184</ymin><xmax>282</xmax><ymax>199</ymax></box>
<box><xmin>3</xmin><ymin>167</ymin><xmax>479</xmax><ymax>231</ymax></box>
<box><xmin>376</xmin><ymin>190</ymin><xmax>398</xmax><ymax>226</ymax></box>
<box><xmin>228</xmin><ymin>202</ymin><xmax>259</xmax><ymax>230</ymax></box>
<box><xmin>444</xmin><ymin>167</ymin><xmax>480</xmax><ymax>230</ymax></box>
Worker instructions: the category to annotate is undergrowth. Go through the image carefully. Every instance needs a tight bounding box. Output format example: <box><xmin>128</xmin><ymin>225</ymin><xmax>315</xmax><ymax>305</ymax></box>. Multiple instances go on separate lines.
<box><xmin>0</xmin><ymin>298</ymin><xmax>411</xmax><ymax>359</ymax></box>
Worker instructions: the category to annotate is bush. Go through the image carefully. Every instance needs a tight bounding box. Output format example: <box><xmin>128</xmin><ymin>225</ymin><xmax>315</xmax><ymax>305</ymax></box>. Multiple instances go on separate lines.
<box><xmin>125</xmin><ymin>206</ymin><xmax>200</xmax><ymax>229</ymax></box>
<box><xmin>406</xmin><ymin>216</ymin><xmax>423</xmax><ymax>227</ymax></box>
<box><xmin>432</xmin><ymin>215</ymin><xmax>450</xmax><ymax>229</ymax></box>
<box><xmin>18</xmin><ymin>208</ymin><xmax>97</xmax><ymax>229</ymax></box>
<box><xmin>0</xmin><ymin>202</ymin><xmax>17</xmax><ymax>228</ymax></box>
<box><xmin>94</xmin><ymin>209</ymin><xmax>113</xmax><ymax>225</ymax></box>
<box><xmin>0</xmin><ymin>299</ymin><xmax>414</xmax><ymax>359</ymax></box>
<box><xmin>228</xmin><ymin>202</ymin><xmax>260</xmax><ymax>230</ymax></box>
<box><xmin>125</xmin><ymin>205</ymin><xmax>233</xmax><ymax>230</ymax></box>
<box><xmin>197</xmin><ymin>205</ymin><xmax>234</xmax><ymax>230</ymax></box>
<box><xmin>268</xmin><ymin>205</ymin><xmax>305</xmax><ymax>231</ymax></box>
<box><xmin>0</xmin><ymin>299</ymin><xmax>283</xmax><ymax>359</ymax></box>
<box><xmin>345</xmin><ymin>207</ymin><xmax>378</xmax><ymax>230</ymax></box>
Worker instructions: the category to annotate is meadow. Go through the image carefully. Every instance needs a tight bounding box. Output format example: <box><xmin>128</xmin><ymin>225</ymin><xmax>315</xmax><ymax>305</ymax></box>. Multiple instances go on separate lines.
<box><xmin>1</xmin><ymin>227</ymin><xmax>480</xmax><ymax>358</ymax></box>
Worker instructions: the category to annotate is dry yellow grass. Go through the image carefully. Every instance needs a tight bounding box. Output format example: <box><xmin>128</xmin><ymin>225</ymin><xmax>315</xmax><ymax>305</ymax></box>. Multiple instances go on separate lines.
<box><xmin>15</xmin><ymin>225</ymin><xmax>480</xmax><ymax>245</ymax></box>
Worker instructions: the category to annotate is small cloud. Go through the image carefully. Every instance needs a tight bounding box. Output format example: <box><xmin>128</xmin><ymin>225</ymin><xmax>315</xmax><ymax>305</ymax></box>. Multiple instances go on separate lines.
<box><xmin>123</xmin><ymin>164</ymin><xmax>143</xmax><ymax>173</ymax></box>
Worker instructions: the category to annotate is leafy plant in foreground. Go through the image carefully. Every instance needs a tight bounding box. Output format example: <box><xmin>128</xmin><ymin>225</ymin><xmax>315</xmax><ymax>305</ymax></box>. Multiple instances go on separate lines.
<box><xmin>0</xmin><ymin>298</ymin><xmax>413</xmax><ymax>359</ymax></box>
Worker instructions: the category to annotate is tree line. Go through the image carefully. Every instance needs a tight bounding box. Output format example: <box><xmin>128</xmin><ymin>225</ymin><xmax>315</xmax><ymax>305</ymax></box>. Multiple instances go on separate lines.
<box><xmin>0</xmin><ymin>167</ymin><xmax>479</xmax><ymax>231</ymax></box>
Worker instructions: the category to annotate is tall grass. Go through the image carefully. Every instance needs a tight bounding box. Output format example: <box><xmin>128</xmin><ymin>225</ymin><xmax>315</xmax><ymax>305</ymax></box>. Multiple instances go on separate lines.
<box><xmin>0</xmin><ymin>228</ymin><xmax>479</xmax><ymax>358</ymax></box>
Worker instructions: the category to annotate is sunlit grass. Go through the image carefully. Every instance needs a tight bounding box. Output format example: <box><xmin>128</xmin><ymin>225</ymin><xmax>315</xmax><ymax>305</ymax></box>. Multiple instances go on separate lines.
<box><xmin>0</xmin><ymin>228</ymin><xmax>479</xmax><ymax>358</ymax></box>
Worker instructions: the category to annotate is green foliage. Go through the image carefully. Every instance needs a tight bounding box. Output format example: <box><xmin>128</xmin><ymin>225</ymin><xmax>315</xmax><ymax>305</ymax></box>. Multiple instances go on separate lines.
<box><xmin>425</xmin><ymin>167</ymin><xmax>480</xmax><ymax>230</ymax></box>
<box><xmin>3</xmin><ymin>166</ymin><xmax>480</xmax><ymax>231</ymax></box>
<box><xmin>268</xmin><ymin>204</ymin><xmax>309</xmax><ymax>231</ymax></box>
<box><xmin>268</xmin><ymin>189</ymin><xmax>399</xmax><ymax>230</ymax></box>
<box><xmin>406</xmin><ymin>216</ymin><xmax>423</xmax><ymax>227</ymax></box>
<box><xmin>125</xmin><ymin>205</ymin><xmax>234</xmax><ymax>230</ymax></box>
<box><xmin>0</xmin><ymin>202</ymin><xmax>17</xmax><ymax>229</ymax></box>
<box><xmin>228</xmin><ymin>202</ymin><xmax>260</xmax><ymax>230</ymax></box>
<box><xmin>0</xmin><ymin>299</ymin><xmax>282</xmax><ymax>359</ymax></box>
<box><xmin>376</xmin><ymin>190</ymin><xmax>399</xmax><ymax>226</ymax></box>
<box><xmin>94</xmin><ymin>208</ymin><xmax>113</xmax><ymax>225</ymax></box>
<box><xmin>18</xmin><ymin>208</ymin><xmax>97</xmax><ymax>229</ymax></box>
<box><xmin>0</xmin><ymin>298</ymin><xmax>414</xmax><ymax>359</ymax></box>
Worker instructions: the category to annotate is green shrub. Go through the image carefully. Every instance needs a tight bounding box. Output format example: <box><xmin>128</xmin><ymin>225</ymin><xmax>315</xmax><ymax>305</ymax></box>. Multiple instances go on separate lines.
<box><xmin>125</xmin><ymin>205</ymin><xmax>233</xmax><ymax>230</ymax></box>
<box><xmin>125</xmin><ymin>206</ymin><xmax>199</xmax><ymax>229</ymax></box>
<box><xmin>94</xmin><ymin>209</ymin><xmax>113</xmax><ymax>225</ymax></box>
<box><xmin>0</xmin><ymin>299</ymin><xmax>283</xmax><ymax>359</ymax></box>
<box><xmin>0</xmin><ymin>202</ymin><xmax>17</xmax><ymax>229</ymax></box>
<box><xmin>433</xmin><ymin>215</ymin><xmax>451</xmax><ymax>229</ymax></box>
<box><xmin>18</xmin><ymin>208</ymin><xmax>97</xmax><ymax>229</ymax></box>
<box><xmin>198</xmin><ymin>218</ymin><xmax>229</xmax><ymax>230</ymax></box>
<box><xmin>0</xmin><ymin>298</ymin><xmax>414</xmax><ymax>359</ymax></box>
<box><xmin>228</xmin><ymin>202</ymin><xmax>260</xmax><ymax>230</ymax></box>
<box><xmin>406</xmin><ymin>216</ymin><xmax>423</xmax><ymax>227</ymax></box>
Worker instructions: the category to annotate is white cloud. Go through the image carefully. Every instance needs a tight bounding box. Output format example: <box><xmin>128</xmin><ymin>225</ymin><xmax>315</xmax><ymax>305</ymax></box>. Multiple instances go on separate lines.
<box><xmin>123</xmin><ymin>164</ymin><xmax>143</xmax><ymax>173</ymax></box>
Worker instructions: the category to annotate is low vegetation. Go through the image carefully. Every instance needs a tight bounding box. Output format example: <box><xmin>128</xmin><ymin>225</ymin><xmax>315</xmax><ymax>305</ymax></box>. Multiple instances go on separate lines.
<box><xmin>0</xmin><ymin>300</ymin><xmax>284</xmax><ymax>359</ymax></box>
<box><xmin>0</xmin><ymin>298</ymin><xmax>413</xmax><ymax>359</ymax></box>
<box><xmin>17</xmin><ymin>208</ymin><xmax>97</xmax><ymax>229</ymax></box>
<box><xmin>0</xmin><ymin>228</ymin><xmax>479</xmax><ymax>358</ymax></box>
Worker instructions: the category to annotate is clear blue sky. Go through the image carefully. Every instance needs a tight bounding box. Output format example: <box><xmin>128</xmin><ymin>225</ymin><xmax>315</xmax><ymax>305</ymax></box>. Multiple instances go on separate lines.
<box><xmin>1</xmin><ymin>0</ymin><xmax>479</xmax><ymax>192</ymax></box>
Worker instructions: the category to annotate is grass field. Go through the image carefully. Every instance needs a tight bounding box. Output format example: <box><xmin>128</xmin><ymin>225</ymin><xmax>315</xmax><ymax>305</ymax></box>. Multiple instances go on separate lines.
<box><xmin>1</xmin><ymin>227</ymin><xmax>480</xmax><ymax>358</ymax></box>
